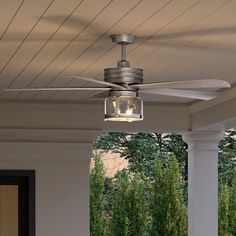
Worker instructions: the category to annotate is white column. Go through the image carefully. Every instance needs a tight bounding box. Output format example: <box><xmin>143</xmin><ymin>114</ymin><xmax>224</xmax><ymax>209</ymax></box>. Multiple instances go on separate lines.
<box><xmin>182</xmin><ymin>131</ymin><xmax>224</xmax><ymax>236</ymax></box>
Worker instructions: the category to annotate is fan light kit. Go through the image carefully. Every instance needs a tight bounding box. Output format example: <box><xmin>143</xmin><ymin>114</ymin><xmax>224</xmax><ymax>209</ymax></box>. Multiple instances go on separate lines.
<box><xmin>104</xmin><ymin>91</ymin><xmax>143</xmax><ymax>122</ymax></box>
<box><xmin>2</xmin><ymin>34</ymin><xmax>231</xmax><ymax>122</ymax></box>
<box><xmin>104</xmin><ymin>35</ymin><xmax>144</xmax><ymax>122</ymax></box>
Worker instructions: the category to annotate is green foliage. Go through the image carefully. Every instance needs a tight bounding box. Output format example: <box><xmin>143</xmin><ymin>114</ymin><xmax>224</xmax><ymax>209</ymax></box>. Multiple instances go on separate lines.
<box><xmin>150</xmin><ymin>157</ymin><xmax>187</xmax><ymax>236</ymax></box>
<box><xmin>91</xmin><ymin>130</ymin><xmax>236</xmax><ymax>235</ymax></box>
<box><xmin>111</xmin><ymin>171</ymin><xmax>129</xmax><ymax>236</ymax></box>
<box><xmin>127</xmin><ymin>175</ymin><xmax>148</xmax><ymax>236</ymax></box>
<box><xmin>219</xmin><ymin>182</ymin><xmax>230</xmax><ymax>236</ymax></box>
<box><xmin>219</xmin><ymin>130</ymin><xmax>236</xmax><ymax>183</ymax></box>
<box><xmin>229</xmin><ymin>169</ymin><xmax>236</xmax><ymax>235</ymax></box>
<box><xmin>111</xmin><ymin>171</ymin><xmax>148</xmax><ymax>236</ymax></box>
<box><xmin>90</xmin><ymin>154</ymin><xmax>105</xmax><ymax>236</ymax></box>
<box><xmin>94</xmin><ymin>130</ymin><xmax>236</xmax><ymax>183</ymax></box>
<box><xmin>94</xmin><ymin>132</ymin><xmax>187</xmax><ymax>179</ymax></box>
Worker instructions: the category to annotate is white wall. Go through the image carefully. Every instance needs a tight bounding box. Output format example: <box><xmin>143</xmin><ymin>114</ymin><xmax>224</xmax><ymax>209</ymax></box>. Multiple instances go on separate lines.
<box><xmin>0</xmin><ymin>137</ymin><xmax>94</xmax><ymax>236</ymax></box>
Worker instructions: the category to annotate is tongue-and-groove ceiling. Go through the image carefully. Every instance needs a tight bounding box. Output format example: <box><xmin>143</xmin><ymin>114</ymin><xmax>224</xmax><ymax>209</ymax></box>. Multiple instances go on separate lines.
<box><xmin>1</xmin><ymin>0</ymin><xmax>236</xmax><ymax>104</ymax></box>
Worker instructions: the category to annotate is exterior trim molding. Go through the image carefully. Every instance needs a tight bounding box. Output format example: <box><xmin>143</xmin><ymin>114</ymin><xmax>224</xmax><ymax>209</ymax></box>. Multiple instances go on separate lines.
<box><xmin>0</xmin><ymin>128</ymin><xmax>102</xmax><ymax>143</ymax></box>
<box><xmin>0</xmin><ymin>128</ymin><xmax>100</xmax><ymax>162</ymax></box>
<box><xmin>0</xmin><ymin>142</ymin><xmax>93</xmax><ymax>162</ymax></box>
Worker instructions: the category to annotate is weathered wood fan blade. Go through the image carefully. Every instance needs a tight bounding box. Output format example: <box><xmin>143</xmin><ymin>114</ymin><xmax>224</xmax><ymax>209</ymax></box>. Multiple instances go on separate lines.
<box><xmin>0</xmin><ymin>32</ymin><xmax>90</xmax><ymax>42</ymax></box>
<box><xmin>142</xmin><ymin>26</ymin><xmax>236</xmax><ymax>40</ymax></box>
<box><xmin>44</xmin><ymin>16</ymin><xmax>236</xmax><ymax>39</ymax></box>
<box><xmin>145</xmin><ymin>40</ymin><xmax>234</xmax><ymax>54</ymax></box>
<box><xmin>140</xmin><ymin>89</ymin><xmax>221</xmax><ymax>100</ymax></box>
<box><xmin>87</xmin><ymin>92</ymin><xmax>108</xmax><ymax>100</ymax></box>
<box><xmin>132</xmin><ymin>79</ymin><xmax>230</xmax><ymax>90</ymax></box>
<box><xmin>86</xmin><ymin>91</ymin><xmax>109</xmax><ymax>100</ymax></box>
<box><xmin>44</xmin><ymin>15</ymin><xmax>104</xmax><ymax>33</ymax></box>
<box><xmin>2</xmin><ymin>87</ymin><xmax>111</xmax><ymax>92</ymax></box>
<box><xmin>67</xmin><ymin>75</ymin><xmax>125</xmax><ymax>89</ymax></box>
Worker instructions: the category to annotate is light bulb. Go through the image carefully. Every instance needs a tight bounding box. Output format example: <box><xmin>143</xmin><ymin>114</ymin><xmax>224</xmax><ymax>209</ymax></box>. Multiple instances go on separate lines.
<box><xmin>104</xmin><ymin>95</ymin><xmax>143</xmax><ymax>122</ymax></box>
<box><xmin>125</xmin><ymin>108</ymin><xmax>133</xmax><ymax>115</ymax></box>
<box><xmin>112</xmin><ymin>99</ymin><xmax>117</xmax><ymax>110</ymax></box>
<box><xmin>125</xmin><ymin>98</ymin><xmax>136</xmax><ymax>115</ymax></box>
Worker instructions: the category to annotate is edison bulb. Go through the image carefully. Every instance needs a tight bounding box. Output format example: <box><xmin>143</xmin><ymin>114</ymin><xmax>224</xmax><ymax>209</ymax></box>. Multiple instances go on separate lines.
<box><xmin>104</xmin><ymin>95</ymin><xmax>143</xmax><ymax>122</ymax></box>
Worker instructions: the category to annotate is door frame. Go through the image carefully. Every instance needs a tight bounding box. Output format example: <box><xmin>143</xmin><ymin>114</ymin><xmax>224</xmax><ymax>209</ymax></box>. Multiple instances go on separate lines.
<box><xmin>0</xmin><ymin>170</ymin><xmax>35</xmax><ymax>236</ymax></box>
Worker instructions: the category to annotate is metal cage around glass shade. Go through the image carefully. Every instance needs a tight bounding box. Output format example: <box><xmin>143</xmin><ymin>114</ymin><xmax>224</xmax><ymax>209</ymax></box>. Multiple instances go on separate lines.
<box><xmin>104</xmin><ymin>94</ymin><xmax>143</xmax><ymax>122</ymax></box>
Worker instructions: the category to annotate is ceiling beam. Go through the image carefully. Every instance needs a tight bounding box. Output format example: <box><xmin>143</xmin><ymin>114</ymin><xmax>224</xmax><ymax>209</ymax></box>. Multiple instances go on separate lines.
<box><xmin>191</xmin><ymin>96</ymin><xmax>236</xmax><ymax>131</ymax></box>
<box><xmin>0</xmin><ymin>101</ymin><xmax>190</xmax><ymax>133</ymax></box>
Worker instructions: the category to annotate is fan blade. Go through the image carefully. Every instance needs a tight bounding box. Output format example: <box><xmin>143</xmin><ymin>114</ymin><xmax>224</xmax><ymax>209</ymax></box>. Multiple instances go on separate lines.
<box><xmin>139</xmin><ymin>26</ymin><xmax>236</xmax><ymax>41</ymax></box>
<box><xmin>132</xmin><ymin>79</ymin><xmax>230</xmax><ymax>90</ymax></box>
<box><xmin>0</xmin><ymin>32</ymin><xmax>91</xmax><ymax>42</ymax></box>
<box><xmin>89</xmin><ymin>92</ymin><xmax>108</xmax><ymax>98</ymax></box>
<box><xmin>2</xmin><ymin>87</ymin><xmax>111</xmax><ymax>92</ymax></box>
<box><xmin>44</xmin><ymin>15</ymin><xmax>236</xmax><ymax>40</ymax></box>
<box><xmin>87</xmin><ymin>92</ymin><xmax>108</xmax><ymax>100</ymax></box>
<box><xmin>44</xmin><ymin>15</ymin><xmax>104</xmax><ymax>33</ymax></box>
<box><xmin>145</xmin><ymin>40</ymin><xmax>234</xmax><ymax>54</ymax></box>
<box><xmin>140</xmin><ymin>89</ymin><xmax>221</xmax><ymax>100</ymax></box>
<box><xmin>67</xmin><ymin>75</ymin><xmax>125</xmax><ymax>89</ymax></box>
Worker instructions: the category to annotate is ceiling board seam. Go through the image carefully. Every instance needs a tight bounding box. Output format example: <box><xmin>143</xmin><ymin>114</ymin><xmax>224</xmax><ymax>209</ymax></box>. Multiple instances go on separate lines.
<box><xmin>126</xmin><ymin>0</ymin><xmax>204</xmax><ymax>55</ymax></box>
<box><xmin>64</xmin><ymin>0</ymin><xmax>174</xmax><ymax>101</ymax></box>
<box><xmin>69</xmin><ymin>0</ymin><xmax>202</xmax><ymax>84</ymax></box>
<box><xmin>132</xmin><ymin>0</ymin><xmax>234</xmax><ymax>73</ymax></box>
<box><xmin>3</xmin><ymin>0</ymin><xmax>233</xmax><ymax>104</ymax></box>
<box><xmin>91</xmin><ymin>0</ymin><xmax>233</xmax><ymax>84</ymax></box>
<box><xmin>48</xmin><ymin>0</ymin><xmax>150</xmax><ymax>101</ymax></box>
<box><xmin>50</xmin><ymin>0</ymin><xmax>205</xmax><ymax>101</ymax></box>
<box><xmin>8</xmin><ymin>0</ymin><xmax>85</xmax><ymax>98</ymax></box>
<box><xmin>0</xmin><ymin>0</ymin><xmax>25</xmax><ymax>40</ymax></box>
<box><xmin>0</xmin><ymin>0</ymin><xmax>55</xmax><ymax>98</ymax></box>
<box><xmin>0</xmin><ymin>0</ymin><xmax>55</xmax><ymax>75</ymax></box>
<box><xmin>64</xmin><ymin>0</ymin><xmax>204</xmax><ymax>89</ymax></box>
<box><xmin>90</xmin><ymin>0</ymin><xmax>203</xmax><ymax>81</ymax></box>
<box><xmin>66</xmin><ymin>0</ymin><xmax>173</xmax><ymax>84</ymax></box>
<box><xmin>145</xmin><ymin>15</ymin><xmax>236</xmax><ymax>79</ymax></box>
<box><xmin>38</xmin><ymin>0</ymin><xmax>145</xmax><ymax>101</ymax></box>
<box><xmin>22</xmin><ymin>0</ymin><xmax>115</xmax><ymax>100</ymax></box>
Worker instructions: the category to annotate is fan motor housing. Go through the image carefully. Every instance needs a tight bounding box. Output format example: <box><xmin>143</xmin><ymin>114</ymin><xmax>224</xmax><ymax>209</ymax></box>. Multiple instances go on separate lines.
<box><xmin>104</xmin><ymin>67</ymin><xmax>143</xmax><ymax>85</ymax></box>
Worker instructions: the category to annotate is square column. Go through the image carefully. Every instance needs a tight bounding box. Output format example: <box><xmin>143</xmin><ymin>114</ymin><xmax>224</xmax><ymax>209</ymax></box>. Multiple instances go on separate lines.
<box><xmin>182</xmin><ymin>131</ymin><xmax>224</xmax><ymax>236</ymax></box>
<box><xmin>0</xmin><ymin>128</ymin><xmax>101</xmax><ymax>236</ymax></box>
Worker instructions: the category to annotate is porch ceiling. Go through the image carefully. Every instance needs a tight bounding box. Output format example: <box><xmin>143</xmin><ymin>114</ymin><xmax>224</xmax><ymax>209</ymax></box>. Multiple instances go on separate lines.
<box><xmin>1</xmin><ymin>0</ymin><xmax>236</xmax><ymax>106</ymax></box>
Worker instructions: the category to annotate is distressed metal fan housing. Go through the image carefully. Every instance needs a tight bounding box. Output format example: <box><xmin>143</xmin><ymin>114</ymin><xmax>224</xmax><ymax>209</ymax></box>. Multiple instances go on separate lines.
<box><xmin>104</xmin><ymin>34</ymin><xmax>144</xmax><ymax>122</ymax></box>
<box><xmin>3</xmin><ymin>34</ymin><xmax>231</xmax><ymax>122</ymax></box>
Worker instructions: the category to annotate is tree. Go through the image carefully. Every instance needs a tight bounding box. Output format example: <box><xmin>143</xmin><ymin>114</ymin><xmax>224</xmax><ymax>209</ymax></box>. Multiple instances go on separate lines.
<box><xmin>94</xmin><ymin>130</ymin><xmax>236</xmax><ymax>183</ymax></box>
<box><xmin>150</xmin><ymin>160</ymin><xmax>168</xmax><ymax>236</ymax></box>
<box><xmin>218</xmin><ymin>182</ymin><xmax>230</xmax><ymax>236</ymax></box>
<box><xmin>111</xmin><ymin>171</ymin><xmax>129</xmax><ymax>236</ymax></box>
<box><xmin>127</xmin><ymin>175</ymin><xmax>148</xmax><ymax>236</ymax></box>
<box><xmin>90</xmin><ymin>153</ymin><xmax>105</xmax><ymax>236</ymax></box>
<box><xmin>229</xmin><ymin>168</ymin><xmax>236</xmax><ymax>235</ymax></box>
<box><xmin>150</xmin><ymin>157</ymin><xmax>187</xmax><ymax>236</ymax></box>
<box><xmin>103</xmin><ymin>177</ymin><xmax>113</xmax><ymax>236</ymax></box>
<box><xmin>91</xmin><ymin>130</ymin><xmax>236</xmax><ymax>235</ymax></box>
<box><xmin>94</xmin><ymin>132</ymin><xmax>188</xmax><ymax>179</ymax></box>
<box><xmin>110</xmin><ymin>171</ymin><xmax>148</xmax><ymax>236</ymax></box>
<box><xmin>219</xmin><ymin>129</ymin><xmax>236</xmax><ymax>183</ymax></box>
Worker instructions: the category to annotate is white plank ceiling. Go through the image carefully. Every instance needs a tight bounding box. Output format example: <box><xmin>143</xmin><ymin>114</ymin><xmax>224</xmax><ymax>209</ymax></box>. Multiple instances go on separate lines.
<box><xmin>1</xmin><ymin>0</ymin><xmax>236</xmax><ymax>104</ymax></box>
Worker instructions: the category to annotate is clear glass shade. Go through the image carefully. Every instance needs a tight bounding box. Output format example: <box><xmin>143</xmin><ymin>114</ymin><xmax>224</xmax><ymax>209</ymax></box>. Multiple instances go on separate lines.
<box><xmin>104</xmin><ymin>96</ymin><xmax>143</xmax><ymax>122</ymax></box>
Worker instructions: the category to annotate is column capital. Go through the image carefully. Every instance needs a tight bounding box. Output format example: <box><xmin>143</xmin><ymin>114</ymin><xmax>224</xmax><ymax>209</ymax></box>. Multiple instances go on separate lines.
<box><xmin>182</xmin><ymin>131</ymin><xmax>224</xmax><ymax>151</ymax></box>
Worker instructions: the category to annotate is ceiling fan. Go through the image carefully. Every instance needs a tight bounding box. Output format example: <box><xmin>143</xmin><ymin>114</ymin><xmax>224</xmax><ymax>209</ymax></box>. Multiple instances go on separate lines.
<box><xmin>3</xmin><ymin>34</ymin><xmax>231</xmax><ymax>122</ymax></box>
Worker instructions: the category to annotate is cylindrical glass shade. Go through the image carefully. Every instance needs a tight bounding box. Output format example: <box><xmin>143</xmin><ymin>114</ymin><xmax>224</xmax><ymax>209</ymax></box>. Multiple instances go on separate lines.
<box><xmin>104</xmin><ymin>95</ymin><xmax>143</xmax><ymax>122</ymax></box>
